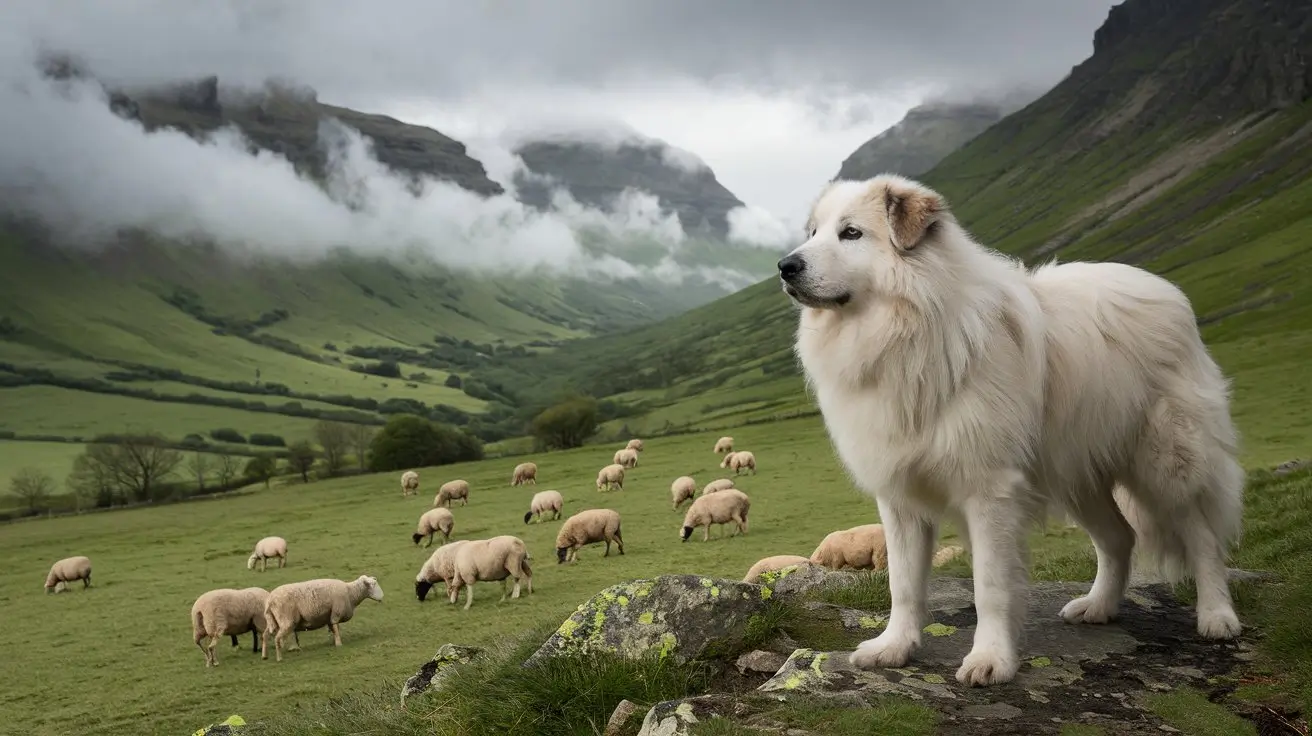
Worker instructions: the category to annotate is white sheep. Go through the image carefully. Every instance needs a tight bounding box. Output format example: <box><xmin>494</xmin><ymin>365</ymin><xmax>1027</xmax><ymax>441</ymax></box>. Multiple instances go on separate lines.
<box><xmin>414</xmin><ymin>540</ymin><xmax>471</xmax><ymax>602</ymax></box>
<box><xmin>413</xmin><ymin>508</ymin><xmax>455</xmax><ymax>547</ymax></box>
<box><xmin>933</xmin><ymin>544</ymin><xmax>966</xmax><ymax>567</ymax></box>
<box><xmin>626</xmin><ymin>438</ymin><xmax>645</xmax><ymax>452</ymax></box>
<box><xmin>191</xmin><ymin>587</ymin><xmax>269</xmax><ymax>667</ymax></box>
<box><xmin>524</xmin><ymin>490</ymin><xmax>564</xmax><ymax>524</ymax></box>
<box><xmin>511</xmin><ymin>462</ymin><xmax>538</xmax><ymax>486</ymax></box>
<box><xmin>44</xmin><ymin>555</ymin><xmax>92</xmax><ymax>594</ymax></box>
<box><xmin>701</xmin><ymin>478</ymin><xmax>736</xmax><ymax>496</ymax></box>
<box><xmin>261</xmin><ymin>575</ymin><xmax>384</xmax><ymax>662</ymax></box>
<box><xmin>401</xmin><ymin>470</ymin><xmax>420</xmax><ymax>497</ymax></box>
<box><xmin>555</xmin><ymin>508</ymin><xmax>625</xmax><ymax>563</ymax></box>
<box><xmin>742</xmin><ymin>555</ymin><xmax>813</xmax><ymax>583</ymax></box>
<box><xmin>680</xmin><ymin>488</ymin><xmax>751</xmax><ymax>542</ymax></box>
<box><xmin>809</xmin><ymin>524</ymin><xmax>887</xmax><ymax>571</ymax></box>
<box><xmin>670</xmin><ymin>476</ymin><xmax>698</xmax><ymax>510</ymax></box>
<box><xmin>613</xmin><ymin>448</ymin><xmax>640</xmax><ymax>468</ymax></box>
<box><xmin>247</xmin><ymin>536</ymin><xmax>288</xmax><ymax>572</ymax></box>
<box><xmin>596</xmin><ymin>463</ymin><xmax>625</xmax><ymax>492</ymax></box>
<box><xmin>720</xmin><ymin>450</ymin><xmax>756</xmax><ymax>475</ymax></box>
<box><xmin>446</xmin><ymin>536</ymin><xmax>533</xmax><ymax>610</ymax></box>
<box><xmin>714</xmin><ymin>436</ymin><xmax>734</xmax><ymax>454</ymax></box>
<box><xmin>434</xmin><ymin>479</ymin><xmax>470</xmax><ymax>508</ymax></box>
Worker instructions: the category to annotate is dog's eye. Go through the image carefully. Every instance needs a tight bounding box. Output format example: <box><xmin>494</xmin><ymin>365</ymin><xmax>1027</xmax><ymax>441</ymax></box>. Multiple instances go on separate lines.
<box><xmin>809</xmin><ymin>229</ymin><xmax>817</xmax><ymax>238</ymax></box>
<box><xmin>839</xmin><ymin>226</ymin><xmax>862</xmax><ymax>241</ymax></box>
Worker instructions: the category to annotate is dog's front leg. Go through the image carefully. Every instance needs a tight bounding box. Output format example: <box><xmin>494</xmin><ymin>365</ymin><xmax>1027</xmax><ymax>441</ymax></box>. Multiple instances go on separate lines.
<box><xmin>850</xmin><ymin>496</ymin><xmax>934</xmax><ymax>670</ymax></box>
<box><xmin>957</xmin><ymin>469</ymin><xmax>1029</xmax><ymax>686</ymax></box>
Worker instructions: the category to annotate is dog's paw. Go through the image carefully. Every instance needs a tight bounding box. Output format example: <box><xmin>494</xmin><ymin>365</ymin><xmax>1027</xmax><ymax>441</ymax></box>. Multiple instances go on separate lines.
<box><xmin>850</xmin><ymin>631</ymin><xmax>918</xmax><ymax>670</ymax></box>
<box><xmin>1196</xmin><ymin>606</ymin><xmax>1242</xmax><ymax>640</ymax></box>
<box><xmin>955</xmin><ymin>645</ymin><xmax>1020</xmax><ymax>687</ymax></box>
<box><xmin>1059</xmin><ymin>595</ymin><xmax>1120</xmax><ymax>625</ymax></box>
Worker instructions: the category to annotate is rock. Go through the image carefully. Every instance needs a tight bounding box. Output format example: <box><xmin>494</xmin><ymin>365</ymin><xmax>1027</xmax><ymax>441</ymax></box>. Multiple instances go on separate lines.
<box><xmin>754</xmin><ymin>561</ymin><xmax>832</xmax><ymax>598</ymax></box>
<box><xmin>605</xmin><ymin>699</ymin><xmax>642</xmax><ymax>736</ymax></box>
<box><xmin>525</xmin><ymin>575</ymin><xmax>771</xmax><ymax>666</ymax></box>
<box><xmin>190</xmin><ymin>714</ymin><xmax>246</xmax><ymax>735</ymax></box>
<box><xmin>1273</xmin><ymin>459</ymin><xmax>1309</xmax><ymax>475</ymax></box>
<box><xmin>400</xmin><ymin>644</ymin><xmax>483</xmax><ymax>702</ymax></box>
<box><xmin>637</xmin><ymin>694</ymin><xmax>742</xmax><ymax>736</ymax></box>
<box><xmin>736</xmin><ymin>649</ymin><xmax>788</xmax><ymax>675</ymax></box>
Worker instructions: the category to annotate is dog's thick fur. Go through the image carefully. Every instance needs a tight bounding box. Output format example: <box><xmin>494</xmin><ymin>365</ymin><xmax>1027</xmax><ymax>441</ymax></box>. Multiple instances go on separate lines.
<box><xmin>780</xmin><ymin>174</ymin><xmax>1244</xmax><ymax>687</ymax></box>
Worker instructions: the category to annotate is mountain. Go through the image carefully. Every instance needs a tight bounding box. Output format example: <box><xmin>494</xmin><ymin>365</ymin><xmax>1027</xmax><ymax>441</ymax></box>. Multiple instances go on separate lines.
<box><xmin>524</xmin><ymin>0</ymin><xmax>1312</xmax><ymax>465</ymax></box>
<box><xmin>513</xmin><ymin>137</ymin><xmax>745</xmax><ymax>238</ymax></box>
<box><xmin>834</xmin><ymin>100</ymin><xmax>1012</xmax><ymax>181</ymax></box>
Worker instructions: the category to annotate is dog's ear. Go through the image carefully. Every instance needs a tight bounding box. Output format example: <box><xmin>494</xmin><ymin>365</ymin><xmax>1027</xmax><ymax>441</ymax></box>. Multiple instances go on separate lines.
<box><xmin>880</xmin><ymin>179</ymin><xmax>944</xmax><ymax>251</ymax></box>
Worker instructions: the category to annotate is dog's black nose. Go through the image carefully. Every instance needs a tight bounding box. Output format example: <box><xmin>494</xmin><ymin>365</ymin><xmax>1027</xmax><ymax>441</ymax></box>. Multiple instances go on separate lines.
<box><xmin>777</xmin><ymin>254</ymin><xmax>805</xmax><ymax>281</ymax></box>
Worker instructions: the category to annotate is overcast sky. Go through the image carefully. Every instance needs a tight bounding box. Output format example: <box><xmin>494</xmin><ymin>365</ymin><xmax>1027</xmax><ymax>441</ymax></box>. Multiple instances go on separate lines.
<box><xmin>6</xmin><ymin>0</ymin><xmax>1117</xmax><ymax>223</ymax></box>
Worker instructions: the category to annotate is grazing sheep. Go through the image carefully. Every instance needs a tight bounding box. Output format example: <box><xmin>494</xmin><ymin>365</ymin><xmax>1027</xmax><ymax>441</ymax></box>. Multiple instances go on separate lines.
<box><xmin>261</xmin><ymin>575</ymin><xmax>385</xmax><ymax>662</ymax></box>
<box><xmin>721</xmin><ymin>450</ymin><xmax>757</xmax><ymax>475</ymax></box>
<box><xmin>809</xmin><ymin>524</ymin><xmax>888</xmax><ymax>571</ymax></box>
<box><xmin>671</xmin><ymin>476</ymin><xmax>698</xmax><ymax>510</ymax></box>
<box><xmin>613</xmin><ymin>448</ymin><xmax>639</xmax><ymax>468</ymax></box>
<box><xmin>596</xmin><ymin>463</ymin><xmax>625</xmax><ymax>492</ymax></box>
<box><xmin>702</xmin><ymin>478</ymin><xmax>736</xmax><ymax>496</ymax></box>
<box><xmin>933</xmin><ymin>545</ymin><xmax>966</xmax><ymax>568</ymax></box>
<box><xmin>434</xmin><ymin>479</ymin><xmax>470</xmax><ymax>508</ymax></box>
<box><xmin>44</xmin><ymin>555</ymin><xmax>92</xmax><ymax>594</ymax></box>
<box><xmin>511</xmin><ymin>462</ymin><xmax>538</xmax><ymax>486</ymax></box>
<box><xmin>191</xmin><ymin>587</ymin><xmax>269</xmax><ymax>667</ymax></box>
<box><xmin>524</xmin><ymin>490</ymin><xmax>564</xmax><ymax>524</ymax></box>
<box><xmin>446</xmin><ymin>536</ymin><xmax>533</xmax><ymax>610</ymax></box>
<box><xmin>247</xmin><ymin>536</ymin><xmax>288</xmax><ymax>572</ymax></box>
<box><xmin>681</xmin><ymin>488</ymin><xmax>751</xmax><ymax>542</ymax></box>
<box><xmin>401</xmin><ymin>470</ymin><xmax>420</xmax><ymax>497</ymax></box>
<box><xmin>742</xmin><ymin>555</ymin><xmax>813</xmax><ymax>583</ymax></box>
<box><xmin>626</xmin><ymin>438</ymin><xmax>645</xmax><ymax>452</ymax></box>
<box><xmin>555</xmin><ymin>508</ymin><xmax>624</xmax><ymax>563</ymax></box>
<box><xmin>415</xmin><ymin>541</ymin><xmax>471</xmax><ymax>602</ymax></box>
<box><xmin>714</xmin><ymin>436</ymin><xmax>734</xmax><ymax>454</ymax></box>
<box><xmin>413</xmin><ymin>508</ymin><xmax>455</xmax><ymax>547</ymax></box>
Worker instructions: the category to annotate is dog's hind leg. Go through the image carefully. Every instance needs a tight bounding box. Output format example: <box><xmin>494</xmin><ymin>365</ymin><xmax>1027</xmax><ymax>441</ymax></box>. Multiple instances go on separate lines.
<box><xmin>850</xmin><ymin>496</ymin><xmax>935</xmax><ymax>671</ymax></box>
<box><xmin>1059</xmin><ymin>482</ymin><xmax>1134</xmax><ymax>626</ymax></box>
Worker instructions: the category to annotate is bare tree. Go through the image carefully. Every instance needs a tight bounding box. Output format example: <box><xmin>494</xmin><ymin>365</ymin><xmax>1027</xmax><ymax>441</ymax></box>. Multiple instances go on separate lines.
<box><xmin>10</xmin><ymin>467</ymin><xmax>55</xmax><ymax>511</ymax></box>
<box><xmin>186</xmin><ymin>452</ymin><xmax>210</xmax><ymax>493</ymax></box>
<box><xmin>346</xmin><ymin>424</ymin><xmax>376</xmax><ymax>471</ymax></box>
<box><xmin>215</xmin><ymin>452</ymin><xmax>241</xmax><ymax>489</ymax></box>
<box><xmin>85</xmin><ymin>434</ymin><xmax>183</xmax><ymax>503</ymax></box>
<box><xmin>67</xmin><ymin>452</ymin><xmax>116</xmax><ymax>509</ymax></box>
<box><xmin>312</xmin><ymin>421</ymin><xmax>352</xmax><ymax>476</ymax></box>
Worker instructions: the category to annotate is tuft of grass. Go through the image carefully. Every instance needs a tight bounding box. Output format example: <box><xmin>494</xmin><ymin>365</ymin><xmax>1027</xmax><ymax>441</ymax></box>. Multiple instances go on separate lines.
<box><xmin>1143</xmin><ymin>687</ymin><xmax>1258</xmax><ymax>736</ymax></box>
<box><xmin>809</xmin><ymin>570</ymin><xmax>892</xmax><ymax>612</ymax></box>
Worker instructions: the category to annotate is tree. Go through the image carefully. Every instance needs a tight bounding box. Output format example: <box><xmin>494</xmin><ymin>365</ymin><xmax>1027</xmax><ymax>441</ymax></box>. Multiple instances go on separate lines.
<box><xmin>82</xmin><ymin>434</ymin><xmax>183</xmax><ymax>503</ymax></box>
<box><xmin>346</xmin><ymin>424</ymin><xmax>376</xmax><ymax>471</ymax></box>
<box><xmin>186</xmin><ymin>452</ymin><xmax>210</xmax><ymax>493</ymax></box>
<box><xmin>244</xmin><ymin>455</ymin><xmax>276</xmax><ymax>488</ymax></box>
<box><xmin>444</xmin><ymin>373</ymin><xmax>463</xmax><ymax>389</ymax></box>
<box><xmin>286</xmin><ymin>441</ymin><xmax>317</xmax><ymax>483</ymax></box>
<box><xmin>10</xmin><ymin>467</ymin><xmax>55</xmax><ymax>511</ymax></box>
<box><xmin>67</xmin><ymin>452</ymin><xmax>116</xmax><ymax>509</ymax></box>
<box><xmin>368</xmin><ymin>415</ymin><xmax>483</xmax><ymax>472</ymax></box>
<box><xmin>312</xmin><ymin>421</ymin><xmax>352</xmax><ymax>476</ymax></box>
<box><xmin>215</xmin><ymin>452</ymin><xmax>241</xmax><ymax>489</ymax></box>
<box><xmin>531</xmin><ymin>396</ymin><xmax>599</xmax><ymax>450</ymax></box>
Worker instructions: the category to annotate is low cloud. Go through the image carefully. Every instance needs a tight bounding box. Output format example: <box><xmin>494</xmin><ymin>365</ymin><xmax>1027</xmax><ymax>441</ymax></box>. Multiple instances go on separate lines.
<box><xmin>726</xmin><ymin>204</ymin><xmax>797</xmax><ymax>251</ymax></box>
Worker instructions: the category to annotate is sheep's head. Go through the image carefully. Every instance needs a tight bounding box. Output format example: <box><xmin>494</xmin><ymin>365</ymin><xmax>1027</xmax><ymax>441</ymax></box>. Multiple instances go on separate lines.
<box><xmin>246</xmin><ymin>554</ymin><xmax>258</xmax><ymax>570</ymax></box>
<box><xmin>524</xmin><ymin>511</ymin><xmax>535</xmax><ymax>524</ymax></box>
<box><xmin>556</xmin><ymin>547</ymin><xmax>568</xmax><ymax>564</ymax></box>
<box><xmin>361</xmin><ymin>575</ymin><xmax>384</xmax><ymax>601</ymax></box>
<box><xmin>411</xmin><ymin>532</ymin><xmax>424</xmax><ymax>545</ymax></box>
<box><xmin>680</xmin><ymin>526</ymin><xmax>693</xmax><ymax>542</ymax></box>
<box><xmin>415</xmin><ymin>580</ymin><xmax>433</xmax><ymax>602</ymax></box>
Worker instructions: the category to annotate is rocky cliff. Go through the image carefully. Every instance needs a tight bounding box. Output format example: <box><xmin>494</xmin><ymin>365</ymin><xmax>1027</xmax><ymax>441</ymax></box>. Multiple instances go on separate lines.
<box><xmin>835</xmin><ymin>102</ymin><xmax>1010</xmax><ymax>181</ymax></box>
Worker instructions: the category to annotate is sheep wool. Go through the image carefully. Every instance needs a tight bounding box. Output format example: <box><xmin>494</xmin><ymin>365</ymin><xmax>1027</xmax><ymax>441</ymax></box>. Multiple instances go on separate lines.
<box><xmin>702</xmin><ymin>478</ymin><xmax>736</xmax><ymax>496</ymax></box>
<box><xmin>191</xmin><ymin>587</ymin><xmax>269</xmax><ymax>667</ymax></box>
<box><xmin>714</xmin><ymin>436</ymin><xmax>734</xmax><ymax>454</ymax></box>
<box><xmin>681</xmin><ymin>488</ymin><xmax>751</xmax><ymax>542</ymax></box>
<box><xmin>555</xmin><ymin>508</ymin><xmax>624</xmax><ymax>563</ymax></box>
<box><xmin>415</xmin><ymin>540</ymin><xmax>471</xmax><ymax>602</ymax></box>
<box><xmin>511</xmin><ymin>462</ymin><xmax>538</xmax><ymax>486</ymax></box>
<box><xmin>933</xmin><ymin>544</ymin><xmax>966</xmax><ymax>568</ymax></box>
<box><xmin>401</xmin><ymin>471</ymin><xmax>420</xmax><ymax>497</ymax></box>
<box><xmin>670</xmin><ymin>476</ymin><xmax>698</xmax><ymax>510</ymax></box>
<box><xmin>413</xmin><ymin>507</ymin><xmax>455</xmax><ymax>547</ymax></box>
<box><xmin>721</xmin><ymin>450</ymin><xmax>756</xmax><ymax>475</ymax></box>
<box><xmin>742</xmin><ymin>555</ymin><xmax>812</xmax><ymax>583</ymax></box>
<box><xmin>247</xmin><ymin>537</ymin><xmax>288</xmax><ymax>572</ymax></box>
<box><xmin>613</xmin><ymin>448</ymin><xmax>639</xmax><ymax>468</ymax></box>
<box><xmin>44</xmin><ymin>555</ymin><xmax>92</xmax><ymax>594</ymax></box>
<box><xmin>262</xmin><ymin>575</ymin><xmax>384</xmax><ymax>662</ymax></box>
<box><xmin>524</xmin><ymin>490</ymin><xmax>564</xmax><ymax>524</ymax></box>
<box><xmin>447</xmin><ymin>535</ymin><xmax>533</xmax><ymax>610</ymax></box>
<box><xmin>596</xmin><ymin>463</ymin><xmax>625</xmax><ymax>492</ymax></box>
<box><xmin>435</xmin><ymin>479</ymin><xmax>470</xmax><ymax>508</ymax></box>
<box><xmin>809</xmin><ymin>524</ymin><xmax>888</xmax><ymax>571</ymax></box>
<box><xmin>625</xmin><ymin>438</ymin><xmax>644</xmax><ymax>452</ymax></box>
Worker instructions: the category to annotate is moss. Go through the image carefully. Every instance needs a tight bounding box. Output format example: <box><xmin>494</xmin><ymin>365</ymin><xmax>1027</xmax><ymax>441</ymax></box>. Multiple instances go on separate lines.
<box><xmin>638</xmin><ymin>612</ymin><xmax>655</xmax><ymax>625</ymax></box>
<box><xmin>858</xmin><ymin>616</ymin><xmax>883</xmax><ymax>630</ymax></box>
<box><xmin>922</xmin><ymin>674</ymin><xmax>946</xmax><ymax>685</ymax></box>
<box><xmin>922</xmin><ymin>623</ymin><xmax>956</xmax><ymax>637</ymax></box>
<box><xmin>1029</xmin><ymin>656</ymin><xmax>1052</xmax><ymax>668</ymax></box>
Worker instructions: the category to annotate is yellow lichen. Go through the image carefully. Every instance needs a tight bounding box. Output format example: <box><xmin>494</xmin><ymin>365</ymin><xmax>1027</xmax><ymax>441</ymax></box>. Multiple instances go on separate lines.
<box><xmin>710</xmin><ymin>586</ymin><xmax>720</xmax><ymax>598</ymax></box>
<box><xmin>1029</xmin><ymin>656</ymin><xmax>1051</xmax><ymax>668</ymax></box>
<box><xmin>638</xmin><ymin>612</ymin><xmax>654</xmax><ymax>625</ymax></box>
<box><xmin>922</xmin><ymin>623</ymin><xmax>956</xmax><ymax>637</ymax></box>
<box><xmin>858</xmin><ymin>616</ymin><xmax>883</xmax><ymax>629</ymax></box>
<box><xmin>557</xmin><ymin>618</ymin><xmax>579</xmax><ymax>639</ymax></box>
<box><xmin>922</xmin><ymin>674</ymin><xmax>946</xmax><ymax>684</ymax></box>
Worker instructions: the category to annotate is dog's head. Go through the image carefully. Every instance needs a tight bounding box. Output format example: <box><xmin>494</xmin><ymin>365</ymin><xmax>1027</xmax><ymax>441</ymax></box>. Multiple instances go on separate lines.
<box><xmin>778</xmin><ymin>175</ymin><xmax>951</xmax><ymax>310</ymax></box>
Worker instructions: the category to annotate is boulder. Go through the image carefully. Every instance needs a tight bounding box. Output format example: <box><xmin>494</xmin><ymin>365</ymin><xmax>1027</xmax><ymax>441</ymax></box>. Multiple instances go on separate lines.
<box><xmin>400</xmin><ymin>643</ymin><xmax>483</xmax><ymax>702</ymax></box>
<box><xmin>190</xmin><ymin>714</ymin><xmax>246</xmax><ymax>735</ymax></box>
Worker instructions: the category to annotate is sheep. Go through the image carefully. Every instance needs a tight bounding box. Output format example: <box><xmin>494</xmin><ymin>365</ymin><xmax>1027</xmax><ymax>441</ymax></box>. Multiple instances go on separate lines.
<box><xmin>680</xmin><ymin>488</ymin><xmax>750</xmax><ymax>542</ymax></box>
<box><xmin>721</xmin><ymin>450</ymin><xmax>756</xmax><ymax>475</ymax></box>
<box><xmin>511</xmin><ymin>462</ymin><xmax>538</xmax><ymax>486</ymax></box>
<box><xmin>261</xmin><ymin>575</ymin><xmax>384</xmax><ymax>662</ymax></box>
<box><xmin>415</xmin><ymin>540</ymin><xmax>471</xmax><ymax>602</ymax></box>
<box><xmin>191</xmin><ymin>587</ymin><xmax>269</xmax><ymax>667</ymax></box>
<box><xmin>434</xmin><ymin>479</ymin><xmax>470</xmax><ymax>508</ymax></box>
<box><xmin>613</xmin><ymin>448</ymin><xmax>639</xmax><ymax>468</ymax></box>
<box><xmin>702</xmin><ymin>478</ymin><xmax>736</xmax><ymax>496</ymax></box>
<box><xmin>247</xmin><ymin>536</ymin><xmax>288</xmax><ymax>572</ymax></box>
<box><xmin>413</xmin><ymin>508</ymin><xmax>455</xmax><ymax>547</ymax></box>
<box><xmin>626</xmin><ymin>438</ymin><xmax>644</xmax><ymax>452</ymax></box>
<box><xmin>714</xmin><ymin>436</ymin><xmax>734</xmax><ymax>454</ymax></box>
<box><xmin>671</xmin><ymin>476</ymin><xmax>698</xmax><ymax>510</ymax></box>
<box><xmin>446</xmin><ymin>536</ymin><xmax>533</xmax><ymax>610</ymax></box>
<box><xmin>555</xmin><ymin>508</ymin><xmax>624</xmax><ymax>563</ymax></box>
<box><xmin>596</xmin><ymin>463</ymin><xmax>625</xmax><ymax>492</ymax></box>
<box><xmin>933</xmin><ymin>544</ymin><xmax>966</xmax><ymax>568</ymax></box>
<box><xmin>44</xmin><ymin>555</ymin><xmax>91</xmax><ymax>594</ymax></box>
<box><xmin>401</xmin><ymin>470</ymin><xmax>420</xmax><ymax>497</ymax></box>
<box><xmin>742</xmin><ymin>555</ymin><xmax>813</xmax><ymax>583</ymax></box>
<box><xmin>524</xmin><ymin>490</ymin><xmax>564</xmax><ymax>524</ymax></box>
<box><xmin>809</xmin><ymin>524</ymin><xmax>887</xmax><ymax>571</ymax></box>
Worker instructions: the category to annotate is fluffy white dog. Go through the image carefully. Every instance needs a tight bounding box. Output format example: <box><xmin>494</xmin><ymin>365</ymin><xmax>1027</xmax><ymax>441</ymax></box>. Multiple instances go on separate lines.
<box><xmin>779</xmin><ymin>174</ymin><xmax>1244</xmax><ymax>687</ymax></box>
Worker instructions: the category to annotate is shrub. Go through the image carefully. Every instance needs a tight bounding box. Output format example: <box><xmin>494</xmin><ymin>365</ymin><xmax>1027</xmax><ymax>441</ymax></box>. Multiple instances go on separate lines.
<box><xmin>444</xmin><ymin>373</ymin><xmax>463</xmax><ymax>389</ymax></box>
<box><xmin>209</xmin><ymin>428</ymin><xmax>247</xmax><ymax>444</ymax></box>
<box><xmin>248</xmin><ymin>433</ymin><xmax>286</xmax><ymax>447</ymax></box>
<box><xmin>244</xmin><ymin>455</ymin><xmax>277</xmax><ymax>487</ymax></box>
<box><xmin>531</xmin><ymin>396</ymin><xmax>599</xmax><ymax>450</ymax></box>
<box><xmin>369</xmin><ymin>415</ymin><xmax>483</xmax><ymax>472</ymax></box>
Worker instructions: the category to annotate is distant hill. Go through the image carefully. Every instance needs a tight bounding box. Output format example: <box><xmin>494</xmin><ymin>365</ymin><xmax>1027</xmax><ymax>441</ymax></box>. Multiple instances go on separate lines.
<box><xmin>834</xmin><ymin>101</ymin><xmax>1013</xmax><ymax>181</ymax></box>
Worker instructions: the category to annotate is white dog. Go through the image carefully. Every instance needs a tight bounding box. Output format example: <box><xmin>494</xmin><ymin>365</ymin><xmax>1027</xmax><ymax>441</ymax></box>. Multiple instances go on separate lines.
<box><xmin>780</xmin><ymin>174</ymin><xmax>1244</xmax><ymax>687</ymax></box>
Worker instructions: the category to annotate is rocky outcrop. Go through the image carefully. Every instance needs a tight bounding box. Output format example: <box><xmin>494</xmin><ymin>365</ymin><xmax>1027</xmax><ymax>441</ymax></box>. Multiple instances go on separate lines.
<box><xmin>834</xmin><ymin>102</ymin><xmax>1010</xmax><ymax>181</ymax></box>
<box><xmin>399</xmin><ymin>644</ymin><xmax>484</xmax><ymax>702</ymax></box>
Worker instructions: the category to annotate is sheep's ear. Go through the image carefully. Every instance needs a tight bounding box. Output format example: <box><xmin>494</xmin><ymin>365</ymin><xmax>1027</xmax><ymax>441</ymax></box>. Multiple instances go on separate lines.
<box><xmin>878</xmin><ymin>179</ymin><xmax>945</xmax><ymax>251</ymax></box>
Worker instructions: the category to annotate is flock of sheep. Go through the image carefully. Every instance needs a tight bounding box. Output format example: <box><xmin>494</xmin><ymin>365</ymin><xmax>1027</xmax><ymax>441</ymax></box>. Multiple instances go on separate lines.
<box><xmin>40</xmin><ymin>433</ymin><xmax>964</xmax><ymax>669</ymax></box>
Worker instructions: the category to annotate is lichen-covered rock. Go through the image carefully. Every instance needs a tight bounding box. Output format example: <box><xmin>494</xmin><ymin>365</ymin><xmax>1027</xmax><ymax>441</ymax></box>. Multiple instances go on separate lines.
<box><xmin>400</xmin><ymin>644</ymin><xmax>483</xmax><ymax>702</ymax></box>
<box><xmin>191</xmin><ymin>714</ymin><xmax>245</xmax><ymax>735</ymax></box>
<box><xmin>754</xmin><ymin>561</ymin><xmax>831</xmax><ymax>598</ymax></box>
<box><xmin>636</xmin><ymin>694</ymin><xmax>745</xmax><ymax>736</ymax></box>
<box><xmin>605</xmin><ymin>699</ymin><xmax>642</xmax><ymax>736</ymax></box>
<box><xmin>525</xmin><ymin>575</ymin><xmax>771</xmax><ymax>666</ymax></box>
<box><xmin>736</xmin><ymin>649</ymin><xmax>789</xmax><ymax>675</ymax></box>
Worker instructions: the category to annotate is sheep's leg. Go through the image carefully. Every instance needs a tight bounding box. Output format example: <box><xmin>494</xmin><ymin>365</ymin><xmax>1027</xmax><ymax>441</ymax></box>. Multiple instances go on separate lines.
<box><xmin>279</xmin><ymin>556</ymin><xmax>286</xmax><ymax>569</ymax></box>
<box><xmin>510</xmin><ymin>574</ymin><xmax>522</xmax><ymax>600</ymax></box>
<box><xmin>197</xmin><ymin>635</ymin><xmax>212</xmax><ymax>666</ymax></box>
<box><xmin>331</xmin><ymin>623</ymin><xmax>343</xmax><ymax>647</ymax></box>
<box><xmin>463</xmin><ymin>584</ymin><xmax>474</xmax><ymax>611</ymax></box>
<box><xmin>604</xmin><ymin>539</ymin><xmax>611</xmax><ymax>557</ymax></box>
<box><xmin>499</xmin><ymin>579</ymin><xmax>509</xmax><ymax>602</ymax></box>
<box><xmin>208</xmin><ymin>636</ymin><xmax>221</xmax><ymax>666</ymax></box>
<box><xmin>703</xmin><ymin>525</ymin><xmax>710</xmax><ymax>542</ymax></box>
<box><xmin>83</xmin><ymin>575</ymin><xmax>91</xmax><ymax>588</ymax></box>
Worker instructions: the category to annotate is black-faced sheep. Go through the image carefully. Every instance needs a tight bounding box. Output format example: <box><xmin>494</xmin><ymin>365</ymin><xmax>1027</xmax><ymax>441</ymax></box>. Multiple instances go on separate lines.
<box><xmin>261</xmin><ymin>575</ymin><xmax>384</xmax><ymax>662</ymax></box>
<box><xmin>524</xmin><ymin>490</ymin><xmax>564</xmax><ymax>524</ymax></box>
<box><xmin>413</xmin><ymin>508</ymin><xmax>455</xmax><ymax>547</ymax></box>
<box><xmin>555</xmin><ymin>508</ymin><xmax>624</xmax><ymax>563</ymax></box>
<box><xmin>681</xmin><ymin>488</ymin><xmax>750</xmax><ymax>542</ymax></box>
<box><xmin>415</xmin><ymin>540</ymin><xmax>470</xmax><ymax>602</ymax></box>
